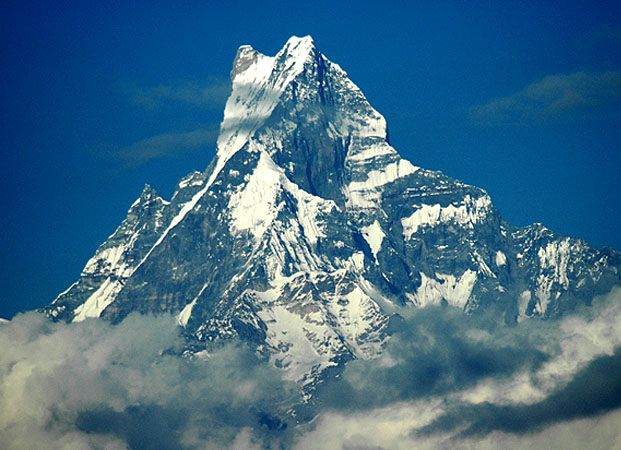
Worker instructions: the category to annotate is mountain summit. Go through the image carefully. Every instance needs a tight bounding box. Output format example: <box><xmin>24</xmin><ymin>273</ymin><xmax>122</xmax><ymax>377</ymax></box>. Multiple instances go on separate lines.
<box><xmin>46</xmin><ymin>36</ymin><xmax>620</xmax><ymax>386</ymax></box>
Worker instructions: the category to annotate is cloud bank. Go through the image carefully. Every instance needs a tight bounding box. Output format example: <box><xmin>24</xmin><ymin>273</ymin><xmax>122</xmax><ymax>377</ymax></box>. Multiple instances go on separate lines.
<box><xmin>297</xmin><ymin>288</ymin><xmax>621</xmax><ymax>449</ymax></box>
<box><xmin>470</xmin><ymin>71</ymin><xmax>621</xmax><ymax>125</ymax></box>
<box><xmin>0</xmin><ymin>313</ymin><xmax>299</xmax><ymax>449</ymax></box>
<box><xmin>2</xmin><ymin>289</ymin><xmax>620</xmax><ymax>449</ymax></box>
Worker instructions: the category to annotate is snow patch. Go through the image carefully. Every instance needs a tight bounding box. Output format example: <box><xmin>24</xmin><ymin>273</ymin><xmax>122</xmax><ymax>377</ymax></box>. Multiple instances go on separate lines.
<box><xmin>177</xmin><ymin>172</ymin><xmax>203</xmax><ymax>190</ymax></box>
<box><xmin>518</xmin><ymin>290</ymin><xmax>532</xmax><ymax>317</ymax></box>
<box><xmin>474</xmin><ymin>252</ymin><xmax>495</xmax><ymax>277</ymax></box>
<box><xmin>254</xmin><ymin>270</ymin><xmax>387</xmax><ymax>383</ymax></box>
<box><xmin>228</xmin><ymin>151</ymin><xmax>283</xmax><ymax>238</ymax></box>
<box><xmin>229</xmin><ymin>151</ymin><xmax>334</xmax><ymax>243</ymax></box>
<box><xmin>82</xmin><ymin>245</ymin><xmax>128</xmax><ymax>276</ymax></box>
<box><xmin>495</xmin><ymin>250</ymin><xmax>507</xmax><ymax>267</ymax></box>
<box><xmin>73</xmin><ymin>278</ymin><xmax>124</xmax><ymax>322</ymax></box>
<box><xmin>176</xmin><ymin>298</ymin><xmax>197</xmax><ymax>327</ymax></box>
<box><xmin>176</xmin><ymin>283</ymin><xmax>209</xmax><ymax>327</ymax></box>
<box><xmin>408</xmin><ymin>270</ymin><xmax>477</xmax><ymax>309</ymax></box>
<box><xmin>257</xmin><ymin>303</ymin><xmax>337</xmax><ymax>383</ymax></box>
<box><xmin>534</xmin><ymin>239</ymin><xmax>571</xmax><ymax>315</ymax></box>
<box><xmin>71</xmin><ymin>235</ymin><xmax>142</xmax><ymax>321</ymax></box>
<box><xmin>329</xmin><ymin>285</ymin><xmax>386</xmax><ymax>359</ymax></box>
<box><xmin>350</xmin><ymin>252</ymin><xmax>366</xmax><ymax>272</ymax></box>
<box><xmin>346</xmin><ymin>143</ymin><xmax>395</xmax><ymax>161</ymax></box>
<box><xmin>286</xmin><ymin>178</ymin><xmax>335</xmax><ymax>246</ymax></box>
<box><xmin>361</xmin><ymin>221</ymin><xmax>384</xmax><ymax>258</ymax></box>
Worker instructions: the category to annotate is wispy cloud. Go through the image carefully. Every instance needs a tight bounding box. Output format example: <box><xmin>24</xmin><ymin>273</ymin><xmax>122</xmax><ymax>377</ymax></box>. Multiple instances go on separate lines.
<box><xmin>129</xmin><ymin>78</ymin><xmax>230</xmax><ymax>110</ymax></box>
<box><xmin>105</xmin><ymin>78</ymin><xmax>230</xmax><ymax>168</ymax></box>
<box><xmin>470</xmin><ymin>71</ymin><xmax>621</xmax><ymax>125</ymax></box>
<box><xmin>110</xmin><ymin>127</ymin><xmax>219</xmax><ymax>168</ymax></box>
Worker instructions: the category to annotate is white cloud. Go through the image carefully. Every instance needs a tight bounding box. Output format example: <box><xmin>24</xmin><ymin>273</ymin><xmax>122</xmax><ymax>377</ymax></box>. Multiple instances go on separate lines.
<box><xmin>296</xmin><ymin>288</ymin><xmax>621</xmax><ymax>449</ymax></box>
<box><xmin>294</xmin><ymin>406</ymin><xmax>621</xmax><ymax>450</ymax></box>
<box><xmin>461</xmin><ymin>287</ymin><xmax>621</xmax><ymax>405</ymax></box>
<box><xmin>294</xmin><ymin>401</ymin><xmax>444</xmax><ymax>450</ymax></box>
<box><xmin>2</xmin><ymin>289</ymin><xmax>620</xmax><ymax>449</ymax></box>
<box><xmin>0</xmin><ymin>313</ymin><xmax>297</xmax><ymax>450</ymax></box>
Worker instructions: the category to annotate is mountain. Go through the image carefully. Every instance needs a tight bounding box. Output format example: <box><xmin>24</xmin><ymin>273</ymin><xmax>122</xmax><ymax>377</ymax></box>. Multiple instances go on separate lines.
<box><xmin>45</xmin><ymin>36</ymin><xmax>621</xmax><ymax>387</ymax></box>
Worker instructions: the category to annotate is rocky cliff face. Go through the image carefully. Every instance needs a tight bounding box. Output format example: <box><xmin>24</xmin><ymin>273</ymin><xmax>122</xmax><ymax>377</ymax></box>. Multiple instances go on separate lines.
<box><xmin>46</xmin><ymin>36</ymin><xmax>621</xmax><ymax>387</ymax></box>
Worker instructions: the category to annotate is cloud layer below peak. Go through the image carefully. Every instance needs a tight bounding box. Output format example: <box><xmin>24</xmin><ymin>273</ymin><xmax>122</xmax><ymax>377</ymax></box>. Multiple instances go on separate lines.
<box><xmin>1</xmin><ymin>288</ymin><xmax>620</xmax><ymax>449</ymax></box>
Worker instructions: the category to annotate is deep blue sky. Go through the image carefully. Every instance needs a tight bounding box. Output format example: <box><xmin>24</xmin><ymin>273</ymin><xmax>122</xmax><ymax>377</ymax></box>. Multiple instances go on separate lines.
<box><xmin>1</xmin><ymin>1</ymin><xmax>620</xmax><ymax>318</ymax></box>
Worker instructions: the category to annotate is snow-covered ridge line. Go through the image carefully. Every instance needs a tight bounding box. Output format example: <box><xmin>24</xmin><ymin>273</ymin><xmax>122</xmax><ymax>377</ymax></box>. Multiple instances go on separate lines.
<box><xmin>401</xmin><ymin>194</ymin><xmax>492</xmax><ymax>239</ymax></box>
<box><xmin>347</xmin><ymin>158</ymin><xmax>419</xmax><ymax>208</ymax></box>
<box><xmin>133</xmin><ymin>181</ymin><xmax>211</xmax><ymax>274</ymax></box>
<box><xmin>51</xmin><ymin>281</ymin><xmax>79</xmax><ymax>304</ymax></box>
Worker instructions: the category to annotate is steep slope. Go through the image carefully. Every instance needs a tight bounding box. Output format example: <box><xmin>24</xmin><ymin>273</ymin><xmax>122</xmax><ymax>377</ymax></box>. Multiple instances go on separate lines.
<box><xmin>46</xmin><ymin>36</ymin><xmax>621</xmax><ymax>386</ymax></box>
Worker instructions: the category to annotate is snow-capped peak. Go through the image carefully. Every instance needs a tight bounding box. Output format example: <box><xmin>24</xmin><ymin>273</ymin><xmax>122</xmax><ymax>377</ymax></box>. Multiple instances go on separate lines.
<box><xmin>214</xmin><ymin>36</ymin><xmax>319</xmax><ymax>185</ymax></box>
<box><xmin>277</xmin><ymin>35</ymin><xmax>316</xmax><ymax>64</ymax></box>
<box><xmin>46</xmin><ymin>36</ymin><xmax>621</xmax><ymax>393</ymax></box>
